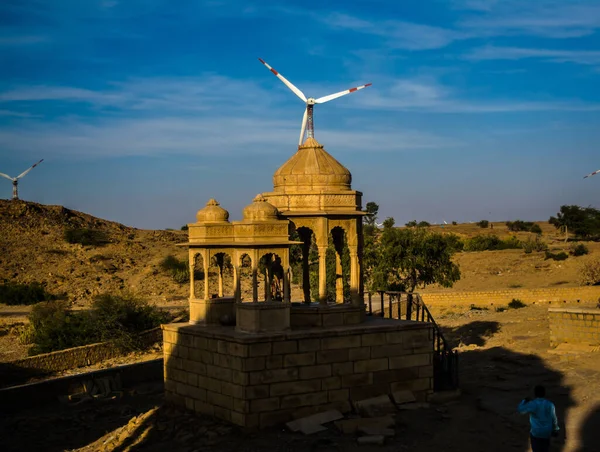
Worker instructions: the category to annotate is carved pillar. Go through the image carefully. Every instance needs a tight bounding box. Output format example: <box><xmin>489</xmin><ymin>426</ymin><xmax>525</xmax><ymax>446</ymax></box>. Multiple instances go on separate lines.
<box><xmin>203</xmin><ymin>250</ymin><xmax>209</xmax><ymax>301</ymax></box>
<box><xmin>318</xmin><ymin>246</ymin><xmax>328</xmax><ymax>305</ymax></box>
<box><xmin>284</xmin><ymin>267</ymin><xmax>291</xmax><ymax>303</ymax></box>
<box><xmin>332</xmin><ymin>228</ymin><xmax>344</xmax><ymax>304</ymax></box>
<box><xmin>216</xmin><ymin>254</ymin><xmax>224</xmax><ymax>298</ymax></box>
<box><xmin>349</xmin><ymin>245</ymin><xmax>360</xmax><ymax>306</ymax></box>
<box><xmin>189</xmin><ymin>250</ymin><xmax>196</xmax><ymax>299</ymax></box>
<box><xmin>335</xmin><ymin>252</ymin><xmax>343</xmax><ymax>303</ymax></box>
<box><xmin>252</xmin><ymin>253</ymin><xmax>258</xmax><ymax>302</ymax></box>
<box><xmin>233</xmin><ymin>264</ymin><xmax>240</xmax><ymax>302</ymax></box>
<box><xmin>300</xmin><ymin>229</ymin><xmax>311</xmax><ymax>304</ymax></box>
<box><xmin>265</xmin><ymin>254</ymin><xmax>273</xmax><ymax>302</ymax></box>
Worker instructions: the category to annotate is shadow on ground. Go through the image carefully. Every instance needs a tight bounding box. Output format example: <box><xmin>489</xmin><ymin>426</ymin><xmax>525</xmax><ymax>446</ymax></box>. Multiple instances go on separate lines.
<box><xmin>0</xmin><ymin>321</ymin><xmax>579</xmax><ymax>452</ymax></box>
<box><xmin>578</xmin><ymin>405</ymin><xmax>600</xmax><ymax>452</ymax></box>
<box><xmin>443</xmin><ymin>320</ymin><xmax>501</xmax><ymax>347</ymax></box>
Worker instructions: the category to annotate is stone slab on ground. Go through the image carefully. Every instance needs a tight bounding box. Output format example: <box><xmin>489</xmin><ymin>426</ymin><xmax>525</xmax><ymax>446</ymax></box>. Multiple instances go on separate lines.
<box><xmin>298</xmin><ymin>423</ymin><xmax>328</xmax><ymax>435</ymax></box>
<box><xmin>391</xmin><ymin>390</ymin><xmax>416</xmax><ymax>406</ymax></box>
<box><xmin>286</xmin><ymin>410</ymin><xmax>344</xmax><ymax>433</ymax></box>
<box><xmin>396</xmin><ymin>402</ymin><xmax>430</xmax><ymax>411</ymax></box>
<box><xmin>357</xmin><ymin>435</ymin><xmax>385</xmax><ymax>445</ymax></box>
<box><xmin>355</xmin><ymin>395</ymin><xmax>396</xmax><ymax>417</ymax></box>
<box><xmin>334</xmin><ymin>416</ymin><xmax>395</xmax><ymax>434</ymax></box>
<box><xmin>428</xmin><ymin>390</ymin><xmax>461</xmax><ymax>405</ymax></box>
<box><xmin>358</xmin><ymin>426</ymin><xmax>395</xmax><ymax>437</ymax></box>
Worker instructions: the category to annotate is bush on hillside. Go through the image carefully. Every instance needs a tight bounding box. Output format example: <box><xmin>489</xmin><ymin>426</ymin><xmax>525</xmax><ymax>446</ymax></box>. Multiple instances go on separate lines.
<box><xmin>506</xmin><ymin>220</ymin><xmax>535</xmax><ymax>232</ymax></box>
<box><xmin>570</xmin><ymin>243</ymin><xmax>589</xmax><ymax>257</ymax></box>
<box><xmin>463</xmin><ymin>235</ymin><xmax>521</xmax><ymax>252</ymax></box>
<box><xmin>0</xmin><ymin>281</ymin><xmax>60</xmax><ymax>306</ymax></box>
<box><xmin>578</xmin><ymin>257</ymin><xmax>600</xmax><ymax>286</ymax></box>
<box><xmin>417</xmin><ymin>221</ymin><xmax>431</xmax><ymax>228</ymax></box>
<box><xmin>64</xmin><ymin>228</ymin><xmax>109</xmax><ymax>246</ymax></box>
<box><xmin>530</xmin><ymin>224</ymin><xmax>543</xmax><ymax>235</ymax></box>
<box><xmin>160</xmin><ymin>255</ymin><xmax>204</xmax><ymax>284</ymax></box>
<box><xmin>545</xmin><ymin>251</ymin><xmax>568</xmax><ymax>261</ymax></box>
<box><xmin>522</xmin><ymin>236</ymin><xmax>548</xmax><ymax>254</ymax></box>
<box><xmin>476</xmin><ymin>220</ymin><xmax>489</xmax><ymax>228</ymax></box>
<box><xmin>24</xmin><ymin>293</ymin><xmax>173</xmax><ymax>355</ymax></box>
<box><xmin>181</xmin><ymin>225</ymin><xmax>189</xmax><ymax>231</ymax></box>
<box><xmin>508</xmin><ymin>299</ymin><xmax>526</xmax><ymax>309</ymax></box>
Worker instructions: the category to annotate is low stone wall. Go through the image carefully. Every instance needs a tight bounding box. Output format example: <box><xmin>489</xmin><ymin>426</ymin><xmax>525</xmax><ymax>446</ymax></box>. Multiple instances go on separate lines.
<box><xmin>8</xmin><ymin>327</ymin><xmax>162</xmax><ymax>374</ymax></box>
<box><xmin>420</xmin><ymin>287</ymin><xmax>600</xmax><ymax>307</ymax></box>
<box><xmin>163</xmin><ymin>319</ymin><xmax>434</xmax><ymax>429</ymax></box>
<box><xmin>548</xmin><ymin>308</ymin><xmax>600</xmax><ymax>347</ymax></box>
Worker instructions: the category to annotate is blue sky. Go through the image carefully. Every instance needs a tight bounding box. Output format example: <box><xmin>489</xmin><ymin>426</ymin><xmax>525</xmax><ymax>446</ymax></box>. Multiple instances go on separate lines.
<box><xmin>0</xmin><ymin>0</ymin><xmax>599</xmax><ymax>229</ymax></box>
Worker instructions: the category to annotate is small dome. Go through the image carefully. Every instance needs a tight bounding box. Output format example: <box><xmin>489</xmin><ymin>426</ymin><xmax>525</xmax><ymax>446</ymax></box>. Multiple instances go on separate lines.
<box><xmin>243</xmin><ymin>194</ymin><xmax>279</xmax><ymax>221</ymax></box>
<box><xmin>273</xmin><ymin>137</ymin><xmax>352</xmax><ymax>192</ymax></box>
<box><xmin>196</xmin><ymin>198</ymin><xmax>229</xmax><ymax>223</ymax></box>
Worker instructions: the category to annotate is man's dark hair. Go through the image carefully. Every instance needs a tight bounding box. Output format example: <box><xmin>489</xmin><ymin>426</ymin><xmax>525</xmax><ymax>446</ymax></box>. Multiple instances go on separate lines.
<box><xmin>534</xmin><ymin>385</ymin><xmax>546</xmax><ymax>398</ymax></box>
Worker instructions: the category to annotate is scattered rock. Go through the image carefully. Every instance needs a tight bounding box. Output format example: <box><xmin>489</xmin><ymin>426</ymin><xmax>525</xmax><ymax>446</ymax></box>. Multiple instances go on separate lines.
<box><xmin>391</xmin><ymin>390</ymin><xmax>416</xmax><ymax>406</ymax></box>
<box><xmin>358</xmin><ymin>426</ymin><xmax>395</xmax><ymax>437</ymax></box>
<box><xmin>286</xmin><ymin>410</ymin><xmax>344</xmax><ymax>433</ymax></box>
<box><xmin>357</xmin><ymin>435</ymin><xmax>385</xmax><ymax>445</ymax></box>
<box><xmin>334</xmin><ymin>416</ymin><xmax>395</xmax><ymax>434</ymax></box>
<box><xmin>355</xmin><ymin>395</ymin><xmax>396</xmax><ymax>417</ymax></box>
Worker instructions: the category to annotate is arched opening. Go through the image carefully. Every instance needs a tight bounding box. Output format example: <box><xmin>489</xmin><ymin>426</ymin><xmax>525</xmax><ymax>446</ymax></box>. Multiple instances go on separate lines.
<box><xmin>258</xmin><ymin>252</ymin><xmax>285</xmax><ymax>302</ymax></box>
<box><xmin>239</xmin><ymin>253</ymin><xmax>253</xmax><ymax>302</ymax></box>
<box><xmin>329</xmin><ymin>227</ymin><xmax>351</xmax><ymax>303</ymax></box>
<box><xmin>291</xmin><ymin>226</ymin><xmax>319</xmax><ymax>303</ymax></box>
<box><xmin>208</xmin><ymin>252</ymin><xmax>233</xmax><ymax>298</ymax></box>
<box><xmin>192</xmin><ymin>252</ymin><xmax>205</xmax><ymax>299</ymax></box>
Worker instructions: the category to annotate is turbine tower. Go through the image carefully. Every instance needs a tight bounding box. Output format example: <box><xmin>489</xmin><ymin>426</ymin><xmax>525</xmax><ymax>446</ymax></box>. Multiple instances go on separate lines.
<box><xmin>258</xmin><ymin>58</ymin><xmax>371</xmax><ymax>146</ymax></box>
<box><xmin>0</xmin><ymin>159</ymin><xmax>44</xmax><ymax>200</ymax></box>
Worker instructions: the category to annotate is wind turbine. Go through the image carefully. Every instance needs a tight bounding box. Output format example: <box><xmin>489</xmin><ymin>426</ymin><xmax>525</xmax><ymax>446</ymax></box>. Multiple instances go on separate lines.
<box><xmin>584</xmin><ymin>169</ymin><xmax>600</xmax><ymax>179</ymax></box>
<box><xmin>0</xmin><ymin>159</ymin><xmax>44</xmax><ymax>200</ymax></box>
<box><xmin>258</xmin><ymin>58</ymin><xmax>372</xmax><ymax>146</ymax></box>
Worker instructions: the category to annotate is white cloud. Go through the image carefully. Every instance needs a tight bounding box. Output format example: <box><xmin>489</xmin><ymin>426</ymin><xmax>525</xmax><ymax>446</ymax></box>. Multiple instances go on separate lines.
<box><xmin>466</xmin><ymin>46</ymin><xmax>600</xmax><ymax>65</ymax></box>
<box><xmin>457</xmin><ymin>0</ymin><xmax>600</xmax><ymax>38</ymax></box>
<box><xmin>321</xmin><ymin>13</ymin><xmax>465</xmax><ymax>50</ymax></box>
<box><xmin>0</xmin><ymin>35</ymin><xmax>49</xmax><ymax>45</ymax></box>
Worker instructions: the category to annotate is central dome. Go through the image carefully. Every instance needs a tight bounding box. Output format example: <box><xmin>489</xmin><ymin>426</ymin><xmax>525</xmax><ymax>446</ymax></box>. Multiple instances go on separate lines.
<box><xmin>273</xmin><ymin>137</ymin><xmax>351</xmax><ymax>192</ymax></box>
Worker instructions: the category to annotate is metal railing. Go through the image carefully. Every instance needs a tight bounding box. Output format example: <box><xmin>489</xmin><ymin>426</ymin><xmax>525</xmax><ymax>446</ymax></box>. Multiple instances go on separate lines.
<box><xmin>365</xmin><ymin>291</ymin><xmax>459</xmax><ymax>391</ymax></box>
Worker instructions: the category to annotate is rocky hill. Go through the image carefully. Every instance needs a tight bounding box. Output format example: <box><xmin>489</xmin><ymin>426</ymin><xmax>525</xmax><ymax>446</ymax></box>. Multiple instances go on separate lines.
<box><xmin>0</xmin><ymin>200</ymin><xmax>189</xmax><ymax>306</ymax></box>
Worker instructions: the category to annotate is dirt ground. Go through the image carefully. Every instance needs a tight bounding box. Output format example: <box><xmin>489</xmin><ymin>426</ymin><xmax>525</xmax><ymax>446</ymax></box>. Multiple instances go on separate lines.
<box><xmin>1</xmin><ymin>303</ymin><xmax>598</xmax><ymax>452</ymax></box>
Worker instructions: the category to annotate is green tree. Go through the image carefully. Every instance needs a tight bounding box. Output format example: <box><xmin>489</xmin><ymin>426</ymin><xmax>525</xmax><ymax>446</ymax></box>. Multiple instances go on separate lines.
<box><xmin>364</xmin><ymin>201</ymin><xmax>379</xmax><ymax>227</ymax></box>
<box><xmin>373</xmin><ymin>220</ymin><xmax>461</xmax><ymax>292</ymax></box>
<box><xmin>549</xmin><ymin>205</ymin><xmax>600</xmax><ymax>241</ymax></box>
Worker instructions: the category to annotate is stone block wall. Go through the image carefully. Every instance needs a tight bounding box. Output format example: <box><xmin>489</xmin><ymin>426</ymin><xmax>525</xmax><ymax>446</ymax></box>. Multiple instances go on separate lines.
<box><xmin>162</xmin><ymin>320</ymin><xmax>433</xmax><ymax>429</ymax></box>
<box><xmin>419</xmin><ymin>287</ymin><xmax>600</xmax><ymax>307</ymax></box>
<box><xmin>548</xmin><ymin>308</ymin><xmax>600</xmax><ymax>347</ymax></box>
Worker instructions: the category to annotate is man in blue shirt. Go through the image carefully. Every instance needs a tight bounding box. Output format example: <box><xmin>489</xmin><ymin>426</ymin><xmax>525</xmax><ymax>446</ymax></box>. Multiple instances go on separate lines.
<box><xmin>518</xmin><ymin>385</ymin><xmax>560</xmax><ymax>452</ymax></box>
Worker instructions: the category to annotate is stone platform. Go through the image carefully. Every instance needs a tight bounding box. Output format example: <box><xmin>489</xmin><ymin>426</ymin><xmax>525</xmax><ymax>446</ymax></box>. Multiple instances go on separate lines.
<box><xmin>162</xmin><ymin>318</ymin><xmax>434</xmax><ymax>429</ymax></box>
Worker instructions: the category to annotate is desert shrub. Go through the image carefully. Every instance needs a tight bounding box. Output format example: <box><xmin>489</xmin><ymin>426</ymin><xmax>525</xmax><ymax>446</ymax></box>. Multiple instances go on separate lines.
<box><xmin>506</xmin><ymin>220</ymin><xmax>535</xmax><ymax>232</ymax></box>
<box><xmin>0</xmin><ymin>281</ymin><xmax>57</xmax><ymax>306</ymax></box>
<box><xmin>64</xmin><ymin>228</ymin><xmax>109</xmax><ymax>246</ymax></box>
<box><xmin>545</xmin><ymin>251</ymin><xmax>568</xmax><ymax>261</ymax></box>
<box><xmin>530</xmin><ymin>224</ymin><xmax>543</xmax><ymax>235</ymax></box>
<box><xmin>405</xmin><ymin>220</ymin><xmax>418</xmax><ymax>227</ymax></box>
<box><xmin>417</xmin><ymin>221</ymin><xmax>430</xmax><ymax>228</ymax></box>
<box><xmin>578</xmin><ymin>257</ymin><xmax>600</xmax><ymax>286</ymax></box>
<box><xmin>508</xmin><ymin>299</ymin><xmax>526</xmax><ymax>309</ymax></box>
<box><xmin>570</xmin><ymin>243</ymin><xmax>589</xmax><ymax>256</ymax></box>
<box><xmin>476</xmin><ymin>220</ymin><xmax>489</xmax><ymax>228</ymax></box>
<box><xmin>181</xmin><ymin>225</ymin><xmax>189</xmax><ymax>231</ymax></box>
<box><xmin>452</xmin><ymin>221</ymin><xmax>457</xmax><ymax>225</ymax></box>
<box><xmin>25</xmin><ymin>293</ymin><xmax>173</xmax><ymax>355</ymax></box>
<box><xmin>464</xmin><ymin>235</ymin><xmax>521</xmax><ymax>251</ymax></box>
<box><xmin>522</xmin><ymin>236</ymin><xmax>549</xmax><ymax>254</ymax></box>
<box><xmin>160</xmin><ymin>255</ymin><xmax>203</xmax><ymax>284</ymax></box>
<box><xmin>495</xmin><ymin>307</ymin><xmax>507</xmax><ymax>312</ymax></box>
<box><xmin>469</xmin><ymin>305</ymin><xmax>488</xmax><ymax>311</ymax></box>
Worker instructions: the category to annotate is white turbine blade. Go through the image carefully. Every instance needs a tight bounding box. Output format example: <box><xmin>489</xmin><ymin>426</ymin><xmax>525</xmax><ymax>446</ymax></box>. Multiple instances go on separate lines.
<box><xmin>299</xmin><ymin>107</ymin><xmax>308</xmax><ymax>146</ymax></box>
<box><xmin>315</xmin><ymin>83</ymin><xmax>372</xmax><ymax>104</ymax></box>
<box><xmin>258</xmin><ymin>58</ymin><xmax>307</xmax><ymax>102</ymax></box>
<box><xmin>583</xmin><ymin>169</ymin><xmax>600</xmax><ymax>179</ymax></box>
<box><xmin>0</xmin><ymin>172</ymin><xmax>14</xmax><ymax>181</ymax></box>
<box><xmin>16</xmin><ymin>159</ymin><xmax>43</xmax><ymax>179</ymax></box>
